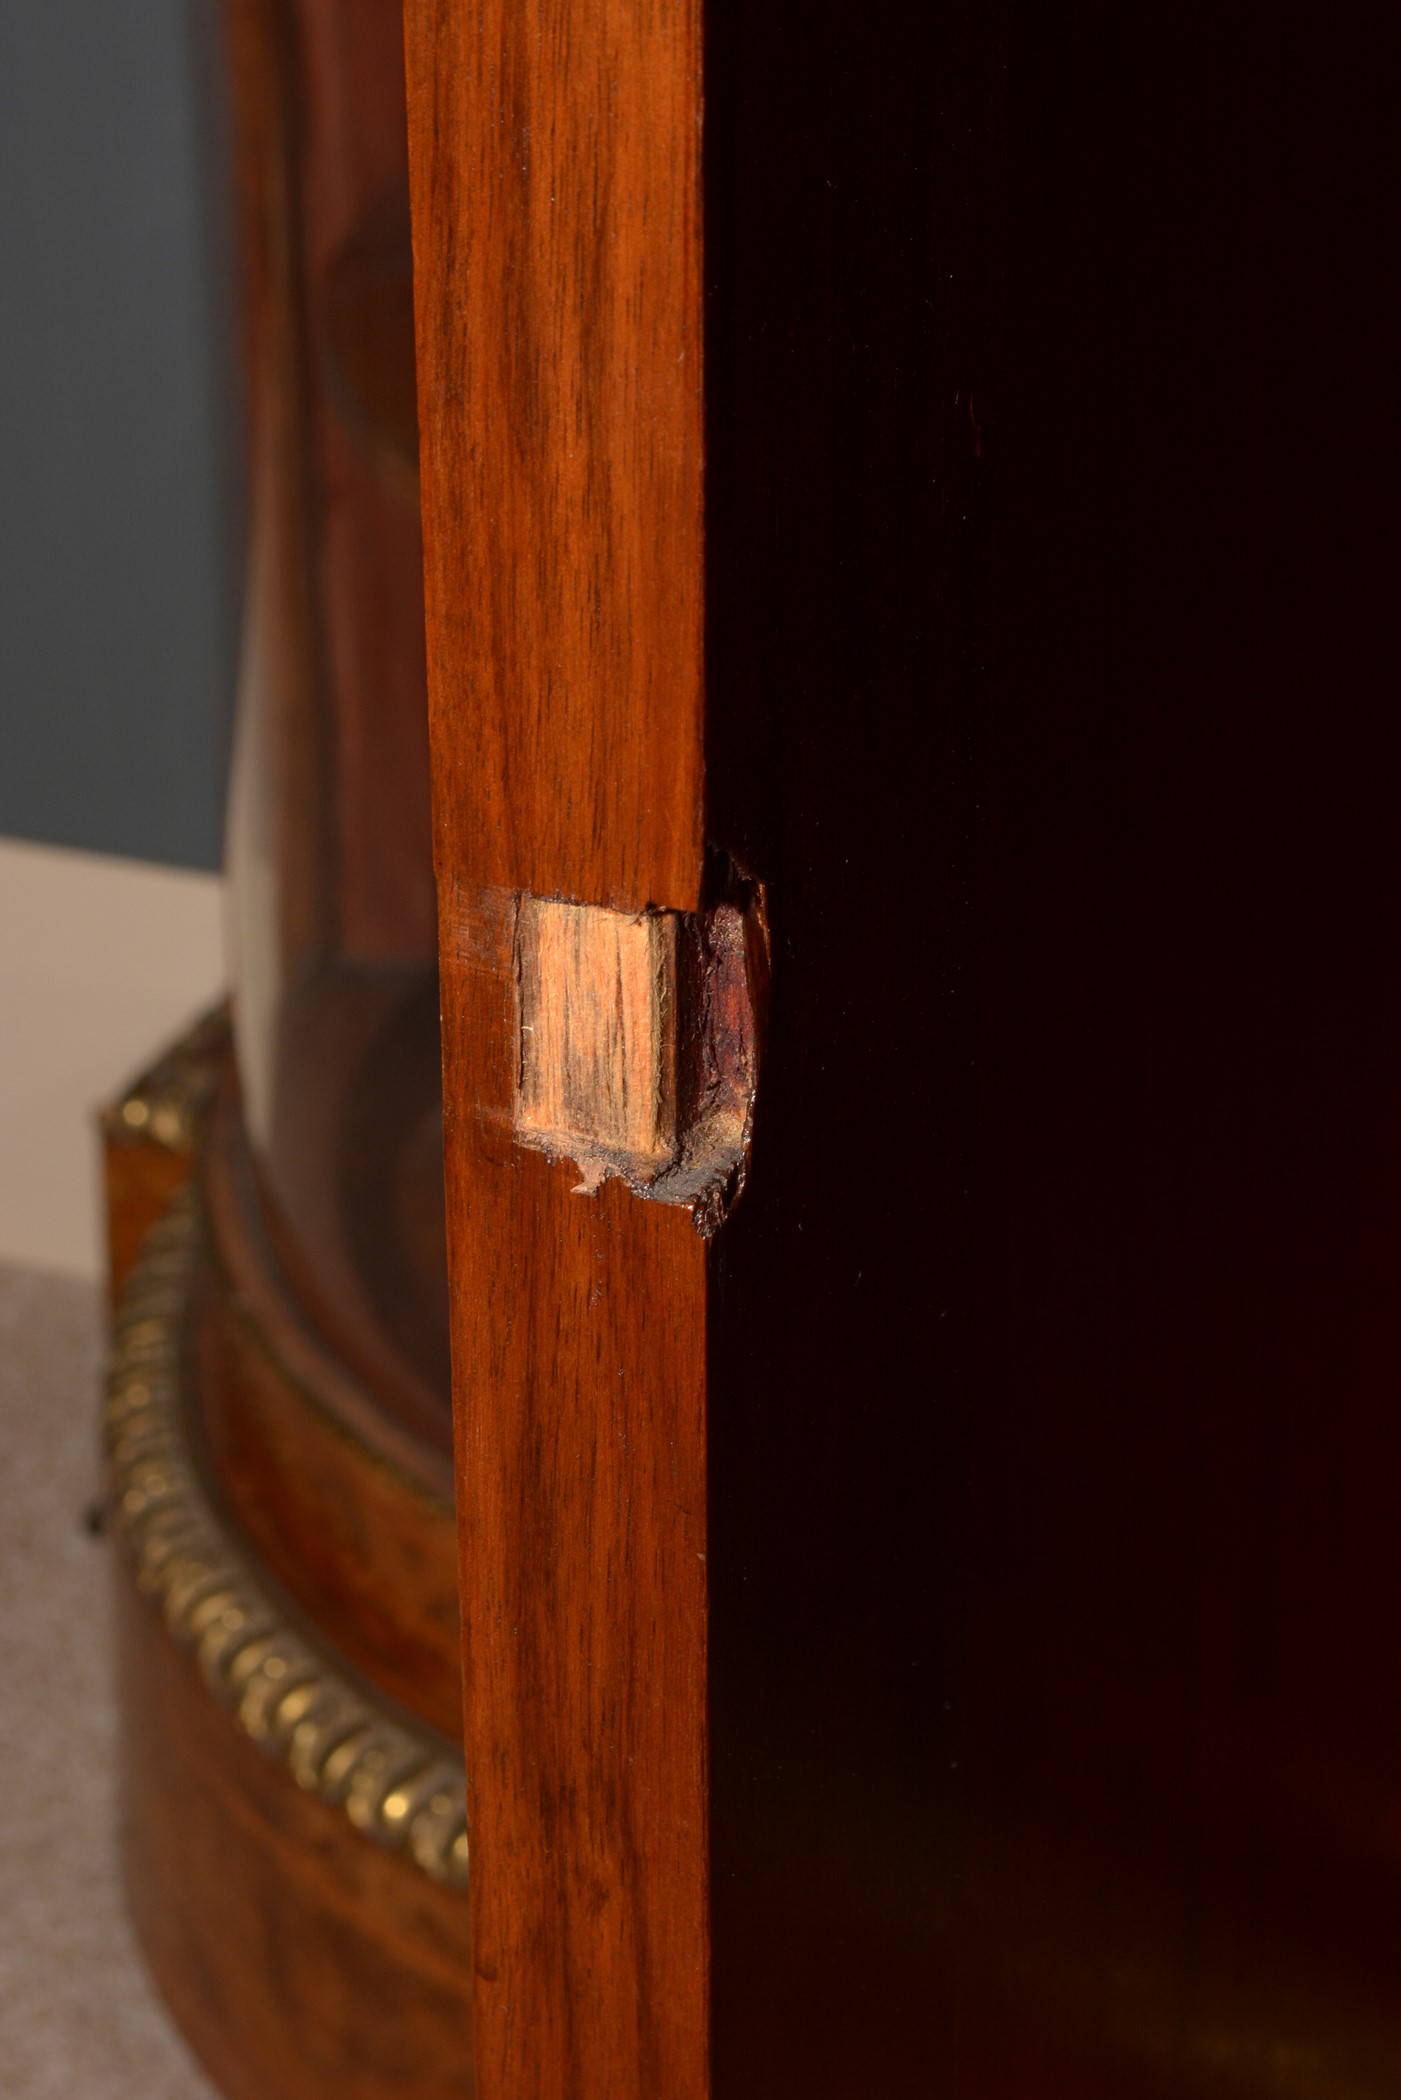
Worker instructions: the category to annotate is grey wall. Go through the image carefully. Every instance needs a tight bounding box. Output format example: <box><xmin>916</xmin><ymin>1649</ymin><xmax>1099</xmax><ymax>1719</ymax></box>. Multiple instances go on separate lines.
<box><xmin>0</xmin><ymin>3</ymin><xmax>238</xmax><ymax>872</ymax></box>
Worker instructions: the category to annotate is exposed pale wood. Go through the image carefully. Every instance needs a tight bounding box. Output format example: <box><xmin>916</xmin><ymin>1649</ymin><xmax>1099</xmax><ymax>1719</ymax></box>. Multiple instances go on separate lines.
<box><xmin>515</xmin><ymin>897</ymin><xmax>678</xmax><ymax>1187</ymax></box>
<box><xmin>512</xmin><ymin>882</ymin><xmax>765</xmax><ymax>1221</ymax></box>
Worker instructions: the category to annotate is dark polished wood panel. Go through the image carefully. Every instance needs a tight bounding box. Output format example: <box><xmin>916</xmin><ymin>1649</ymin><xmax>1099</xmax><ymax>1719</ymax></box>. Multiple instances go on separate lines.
<box><xmin>707</xmin><ymin>3</ymin><xmax>1401</xmax><ymax>2094</ymax></box>
<box><xmin>702</xmin><ymin>5</ymin><xmax>984</xmax><ymax>2090</ymax></box>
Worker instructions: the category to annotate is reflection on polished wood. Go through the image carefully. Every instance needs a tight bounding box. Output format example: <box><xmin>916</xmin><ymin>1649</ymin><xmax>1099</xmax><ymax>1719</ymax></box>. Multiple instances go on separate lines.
<box><xmin>107</xmin><ymin>1189</ymin><xmax>466</xmax><ymax>1881</ymax></box>
<box><xmin>105</xmin><ymin>2</ymin><xmax>466</xmax><ymax>2094</ymax></box>
<box><xmin>199</xmin><ymin>1061</ymin><xmax>460</xmax><ymax>1740</ymax></box>
<box><xmin>248</xmin><ymin>963</ymin><xmax>452</xmax><ymax>1449</ymax></box>
<box><xmin>325</xmin><ymin>178</ymin><xmax>419</xmax><ymax>507</ymax></box>
<box><xmin>103</xmin><ymin>1017</ymin><xmax>471</xmax><ymax>2098</ymax></box>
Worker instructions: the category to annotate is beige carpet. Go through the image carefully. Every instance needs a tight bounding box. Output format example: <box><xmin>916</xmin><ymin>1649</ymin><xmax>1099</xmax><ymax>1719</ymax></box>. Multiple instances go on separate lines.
<box><xmin>0</xmin><ymin>1262</ymin><xmax>217</xmax><ymax>2097</ymax></box>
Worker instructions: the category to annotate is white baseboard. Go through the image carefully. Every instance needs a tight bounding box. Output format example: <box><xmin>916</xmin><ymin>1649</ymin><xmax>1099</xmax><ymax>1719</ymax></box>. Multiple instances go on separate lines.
<box><xmin>0</xmin><ymin>837</ymin><xmax>224</xmax><ymax>1277</ymax></box>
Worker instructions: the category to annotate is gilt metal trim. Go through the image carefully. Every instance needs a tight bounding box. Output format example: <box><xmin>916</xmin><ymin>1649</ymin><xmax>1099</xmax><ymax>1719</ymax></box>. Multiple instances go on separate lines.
<box><xmin>105</xmin><ymin>1189</ymin><xmax>469</xmax><ymax>1889</ymax></box>
<box><xmin>99</xmin><ymin>1003</ymin><xmax>231</xmax><ymax>1156</ymax></box>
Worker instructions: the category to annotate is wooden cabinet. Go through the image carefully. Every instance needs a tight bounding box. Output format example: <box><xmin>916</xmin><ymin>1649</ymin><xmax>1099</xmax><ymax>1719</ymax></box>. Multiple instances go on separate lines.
<box><xmin>104</xmin><ymin>4</ymin><xmax>468</xmax><ymax>2095</ymax></box>
<box><xmin>106</xmin><ymin>5</ymin><xmax>1401</xmax><ymax>2097</ymax></box>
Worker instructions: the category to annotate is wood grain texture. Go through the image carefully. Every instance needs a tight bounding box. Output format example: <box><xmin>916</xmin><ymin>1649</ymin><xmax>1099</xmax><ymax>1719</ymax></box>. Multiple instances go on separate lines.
<box><xmin>198</xmin><ymin>1080</ymin><xmax>462</xmax><ymax>1740</ymax></box>
<box><xmin>118</xmin><ymin>1569</ymin><xmax>472</xmax><ymax>2100</ymax></box>
<box><xmin>436</xmin><ymin>900</ymin><xmax>709</xmax><ymax>2099</ymax></box>
<box><xmin>516</xmin><ymin>897</ymin><xmax>679</xmax><ymax>1183</ymax></box>
<box><xmin>404</xmin><ymin>2</ymin><xmax>710</xmax><ymax>2096</ymax></box>
<box><xmin>224</xmin><ymin>0</ymin><xmax>333</xmax><ymax>974</ymax></box>
<box><xmin>405</xmin><ymin>0</ymin><xmax>705</xmax><ymax>914</ymax></box>
<box><xmin>514</xmin><ymin>884</ymin><xmax>764</xmax><ymax>1221</ymax></box>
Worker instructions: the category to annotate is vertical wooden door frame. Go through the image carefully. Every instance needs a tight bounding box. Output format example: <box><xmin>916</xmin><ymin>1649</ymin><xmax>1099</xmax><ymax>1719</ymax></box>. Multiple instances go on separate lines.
<box><xmin>404</xmin><ymin>3</ymin><xmax>712</xmax><ymax>2094</ymax></box>
<box><xmin>401</xmin><ymin>4</ymin><xmax>1401</xmax><ymax>2097</ymax></box>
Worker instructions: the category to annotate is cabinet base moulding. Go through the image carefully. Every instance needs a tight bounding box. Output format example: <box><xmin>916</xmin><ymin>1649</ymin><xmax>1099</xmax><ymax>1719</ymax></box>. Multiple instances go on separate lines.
<box><xmin>101</xmin><ymin>1013</ymin><xmax>473</xmax><ymax>2100</ymax></box>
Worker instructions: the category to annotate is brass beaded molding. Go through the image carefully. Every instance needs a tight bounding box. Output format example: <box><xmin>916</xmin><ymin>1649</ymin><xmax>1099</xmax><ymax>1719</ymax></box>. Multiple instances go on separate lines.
<box><xmin>100</xmin><ymin>1002</ymin><xmax>230</xmax><ymax>1156</ymax></box>
<box><xmin>105</xmin><ymin>1188</ymin><xmax>470</xmax><ymax>1890</ymax></box>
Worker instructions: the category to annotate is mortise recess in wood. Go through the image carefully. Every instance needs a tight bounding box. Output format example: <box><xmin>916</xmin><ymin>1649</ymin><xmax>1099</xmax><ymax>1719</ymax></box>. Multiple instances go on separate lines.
<box><xmin>513</xmin><ymin>878</ymin><xmax>766</xmax><ymax>1227</ymax></box>
<box><xmin>515</xmin><ymin>897</ymin><xmax>679</xmax><ymax>1187</ymax></box>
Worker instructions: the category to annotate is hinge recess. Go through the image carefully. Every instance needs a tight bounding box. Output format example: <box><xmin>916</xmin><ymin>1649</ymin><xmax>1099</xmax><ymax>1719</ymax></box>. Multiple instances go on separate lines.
<box><xmin>512</xmin><ymin>859</ymin><xmax>767</xmax><ymax>1236</ymax></box>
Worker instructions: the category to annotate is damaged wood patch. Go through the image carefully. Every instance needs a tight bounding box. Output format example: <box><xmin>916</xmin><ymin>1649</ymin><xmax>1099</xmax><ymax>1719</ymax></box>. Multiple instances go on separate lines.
<box><xmin>515</xmin><ymin>899</ymin><xmax>679</xmax><ymax>1187</ymax></box>
<box><xmin>513</xmin><ymin>868</ymin><xmax>766</xmax><ymax>1234</ymax></box>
